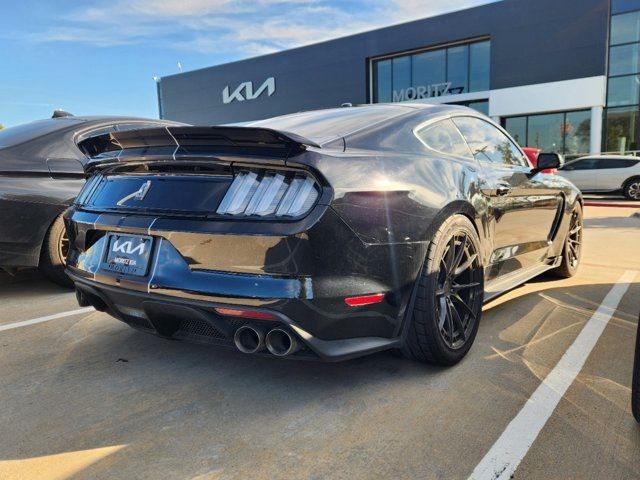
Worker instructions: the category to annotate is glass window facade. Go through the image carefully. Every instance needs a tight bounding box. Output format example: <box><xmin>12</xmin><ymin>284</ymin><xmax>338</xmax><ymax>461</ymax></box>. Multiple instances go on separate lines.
<box><xmin>605</xmin><ymin>106</ymin><xmax>638</xmax><ymax>151</ymax></box>
<box><xmin>373</xmin><ymin>39</ymin><xmax>490</xmax><ymax>103</ymax></box>
<box><xmin>375</xmin><ymin>60</ymin><xmax>392</xmax><ymax>103</ymax></box>
<box><xmin>447</xmin><ymin>45</ymin><xmax>469</xmax><ymax>95</ymax></box>
<box><xmin>606</xmin><ymin>4</ymin><xmax>640</xmax><ymax>152</ymax></box>
<box><xmin>565</xmin><ymin>110</ymin><xmax>593</xmax><ymax>154</ymax></box>
<box><xmin>469</xmin><ymin>41</ymin><xmax>491</xmax><ymax>92</ymax></box>
<box><xmin>611</xmin><ymin>10</ymin><xmax>640</xmax><ymax>44</ymax></box>
<box><xmin>503</xmin><ymin>110</ymin><xmax>591</xmax><ymax>155</ymax></box>
<box><xmin>607</xmin><ymin>75</ymin><xmax>640</xmax><ymax>106</ymax></box>
<box><xmin>613</xmin><ymin>0</ymin><xmax>640</xmax><ymax>14</ymax></box>
<box><xmin>452</xmin><ymin>100</ymin><xmax>489</xmax><ymax>116</ymax></box>
<box><xmin>412</xmin><ymin>50</ymin><xmax>446</xmax><ymax>88</ymax></box>
<box><xmin>609</xmin><ymin>43</ymin><xmax>640</xmax><ymax>76</ymax></box>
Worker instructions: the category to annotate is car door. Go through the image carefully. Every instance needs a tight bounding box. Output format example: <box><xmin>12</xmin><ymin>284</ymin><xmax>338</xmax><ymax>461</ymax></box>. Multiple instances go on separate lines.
<box><xmin>595</xmin><ymin>158</ymin><xmax>640</xmax><ymax>191</ymax></box>
<box><xmin>558</xmin><ymin>158</ymin><xmax>599</xmax><ymax>191</ymax></box>
<box><xmin>452</xmin><ymin>116</ymin><xmax>562</xmax><ymax>279</ymax></box>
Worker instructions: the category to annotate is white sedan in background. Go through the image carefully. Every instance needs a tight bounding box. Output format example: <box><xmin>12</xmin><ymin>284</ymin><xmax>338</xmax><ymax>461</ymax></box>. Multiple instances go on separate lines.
<box><xmin>558</xmin><ymin>155</ymin><xmax>640</xmax><ymax>200</ymax></box>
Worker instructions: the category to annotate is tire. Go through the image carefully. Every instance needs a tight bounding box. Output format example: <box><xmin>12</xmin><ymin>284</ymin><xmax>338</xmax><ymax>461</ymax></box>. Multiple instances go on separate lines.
<box><xmin>39</xmin><ymin>214</ymin><xmax>73</xmax><ymax>288</ymax></box>
<box><xmin>402</xmin><ymin>214</ymin><xmax>484</xmax><ymax>366</ymax></box>
<box><xmin>551</xmin><ymin>203</ymin><xmax>583</xmax><ymax>279</ymax></box>
<box><xmin>623</xmin><ymin>177</ymin><xmax>640</xmax><ymax>201</ymax></box>
<box><xmin>633</xmin><ymin>313</ymin><xmax>640</xmax><ymax>423</ymax></box>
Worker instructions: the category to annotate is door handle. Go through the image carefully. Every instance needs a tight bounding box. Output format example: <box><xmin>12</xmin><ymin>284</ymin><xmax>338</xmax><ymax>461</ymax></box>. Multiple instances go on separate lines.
<box><xmin>496</xmin><ymin>184</ymin><xmax>512</xmax><ymax>196</ymax></box>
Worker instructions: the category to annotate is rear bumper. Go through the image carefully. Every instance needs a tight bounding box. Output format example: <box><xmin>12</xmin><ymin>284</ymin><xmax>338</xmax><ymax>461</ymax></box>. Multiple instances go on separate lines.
<box><xmin>64</xmin><ymin>206</ymin><xmax>424</xmax><ymax>359</ymax></box>
<box><xmin>69</xmin><ymin>273</ymin><xmax>400</xmax><ymax>361</ymax></box>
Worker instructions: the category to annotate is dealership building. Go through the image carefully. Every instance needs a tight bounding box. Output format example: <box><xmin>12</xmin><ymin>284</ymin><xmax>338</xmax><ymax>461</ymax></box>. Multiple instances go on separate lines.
<box><xmin>158</xmin><ymin>0</ymin><xmax>640</xmax><ymax>157</ymax></box>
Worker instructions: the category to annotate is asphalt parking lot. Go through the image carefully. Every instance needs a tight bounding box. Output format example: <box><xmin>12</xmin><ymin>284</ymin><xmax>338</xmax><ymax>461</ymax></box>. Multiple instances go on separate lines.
<box><xmin>0</xmin><ymin>206</ymin><xmax>639</xmax><ymax>480</ymax></box>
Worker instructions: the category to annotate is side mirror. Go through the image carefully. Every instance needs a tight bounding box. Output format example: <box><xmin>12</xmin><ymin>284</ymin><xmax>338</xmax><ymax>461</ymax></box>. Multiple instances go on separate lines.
<box><xmin>532</xmin><ymin>152</ymin><xmax>564</xmax><ymax>174</ymax></box>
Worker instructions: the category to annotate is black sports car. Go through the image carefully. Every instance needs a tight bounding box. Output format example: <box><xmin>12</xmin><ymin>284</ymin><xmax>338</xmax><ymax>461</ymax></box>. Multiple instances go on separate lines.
<box><xmin>64</xmin><ymin>104</ymin><xmax>583</xmax><ymax>365</ymax></box>
<box><xmin>0</xmin><ymin>113</ymin><xmax>182</xmax><ymax>286</ymax></box>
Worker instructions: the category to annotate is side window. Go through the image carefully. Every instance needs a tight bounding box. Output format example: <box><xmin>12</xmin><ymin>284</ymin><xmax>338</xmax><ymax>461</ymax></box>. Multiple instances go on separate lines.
<box><xmin>453</xmin><ymin>116</ymin><xmax>528</xmax><ymax>167</ymax></box>
<box><xmin>596</xmin><ymin>158</ymin><xmax>639</xmax><ymax>169</ymax></box>
<box><xmin>566</xmin><ymin>159</ymin><xmax>598</xmax><ymax>170</ymax></box>
<box><xmin>415</xmin><ymin>119</ymin><xmax>473</xmax><ymax>158</ymax></box>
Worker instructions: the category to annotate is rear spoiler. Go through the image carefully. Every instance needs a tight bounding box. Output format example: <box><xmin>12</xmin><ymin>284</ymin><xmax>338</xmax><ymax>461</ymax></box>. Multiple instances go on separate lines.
<box><xmin>78</xmin><ymin>126</ymin><xmax>321</xmax><ymax>166</ymax></box>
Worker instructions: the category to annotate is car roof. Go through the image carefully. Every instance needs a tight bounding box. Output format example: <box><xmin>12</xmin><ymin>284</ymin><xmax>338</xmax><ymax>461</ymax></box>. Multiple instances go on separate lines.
<box><xmin>247</xmin><ymin>103</ymin><xmax>473</xmax><ymax>145</ymax></box>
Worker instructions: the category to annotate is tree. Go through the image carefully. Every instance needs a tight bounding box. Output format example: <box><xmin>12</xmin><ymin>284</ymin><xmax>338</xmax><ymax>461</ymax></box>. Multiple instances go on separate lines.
<box><xmin>0</xmin><ymin>124</ymin><xmax>4</xmax><ymax>130</ymax></box>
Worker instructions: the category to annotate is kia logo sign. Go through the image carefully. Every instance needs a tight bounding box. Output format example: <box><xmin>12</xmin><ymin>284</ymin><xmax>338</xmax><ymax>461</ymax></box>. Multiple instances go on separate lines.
<box><xmin>222</xmin><ymin>77</ymin><xmax>276</xmax><ymax>104</ymax></box>
<box><xmin>112</xmin><ymin>239</ymin><xmax>146</xmax><ymax>255</ymax></box>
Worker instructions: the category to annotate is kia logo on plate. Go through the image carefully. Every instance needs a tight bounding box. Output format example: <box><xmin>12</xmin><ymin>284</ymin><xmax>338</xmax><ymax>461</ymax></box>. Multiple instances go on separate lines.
<box><xmin>112</xmin><ymin>240</ymin><xmax>146</xmax><ymax>255</ymax></box>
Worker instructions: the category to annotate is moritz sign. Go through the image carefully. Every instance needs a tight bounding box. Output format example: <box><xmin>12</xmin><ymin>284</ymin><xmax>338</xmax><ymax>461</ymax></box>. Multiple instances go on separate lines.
<box><xmin>392</xmin><ymin>82</ymin><xmax>464</xmax><ymax>102</ymax></box>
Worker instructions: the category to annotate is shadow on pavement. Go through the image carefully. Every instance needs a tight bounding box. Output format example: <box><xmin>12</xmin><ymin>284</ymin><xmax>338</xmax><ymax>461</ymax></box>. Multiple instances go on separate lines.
<box><xmin>1</xmin><ymin>277</ymin><xmax>638</xmax><ymax>479</ymax></box>
<box><xmin>0</xmin><ymin>268</ymin><xmax>73</xmax><ymax>302</ymax></box>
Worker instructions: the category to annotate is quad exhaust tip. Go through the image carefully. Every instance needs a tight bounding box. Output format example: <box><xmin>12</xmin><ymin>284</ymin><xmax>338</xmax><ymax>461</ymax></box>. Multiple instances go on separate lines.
<box><xmin>265</xmin><ymin>328</ymin><xmax>300</xmax><ymax>357</ymax></box>
<box><xmin>234</xmin><ymin>325</ymin><xmax>266</xmax><ymax>354</ymax></box>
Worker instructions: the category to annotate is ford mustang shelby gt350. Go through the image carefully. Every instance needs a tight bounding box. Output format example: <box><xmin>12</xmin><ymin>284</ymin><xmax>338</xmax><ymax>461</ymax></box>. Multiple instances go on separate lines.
<box><xmin>64</xmin><ymin>104</ymin><xmax>583</xmax><ymax>365</ymax></box>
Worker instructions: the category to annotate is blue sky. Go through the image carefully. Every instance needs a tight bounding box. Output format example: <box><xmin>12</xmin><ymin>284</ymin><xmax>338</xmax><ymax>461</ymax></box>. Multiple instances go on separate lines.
<box><xmin>0</xmin><ymin>0</ymin><xmax>493</xmax><ymax>127</ymax></box>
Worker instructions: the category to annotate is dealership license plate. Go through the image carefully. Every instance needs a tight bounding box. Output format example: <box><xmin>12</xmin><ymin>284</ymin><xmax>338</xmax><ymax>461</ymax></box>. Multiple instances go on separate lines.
<box><xmin>101</xmin><ymin>233</ymin><xmax>153</xmax><ymax>277</ymax></box>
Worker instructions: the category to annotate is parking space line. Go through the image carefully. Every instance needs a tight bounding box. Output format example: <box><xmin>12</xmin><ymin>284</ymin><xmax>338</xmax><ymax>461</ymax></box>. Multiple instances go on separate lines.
<box><xmin>469</xmin><ymin>270</ymin><xmax>637</xmax><ymax>480</ymax></box>
<box><xmin>0</xmin><ymin>307</ymin><xmax>94</xmax><ymax>332</ymax></box>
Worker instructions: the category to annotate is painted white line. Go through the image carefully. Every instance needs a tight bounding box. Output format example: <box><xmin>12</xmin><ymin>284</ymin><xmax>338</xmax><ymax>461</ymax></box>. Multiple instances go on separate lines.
<box><xmin>469</xmin><ymin>270</ymin><xmax>637</xmax><ymax>480</ymax></box>
<box><xmin>0</xmin><ymin>307</ymin><xmax>94</xmax><ymax>332</ymax></box>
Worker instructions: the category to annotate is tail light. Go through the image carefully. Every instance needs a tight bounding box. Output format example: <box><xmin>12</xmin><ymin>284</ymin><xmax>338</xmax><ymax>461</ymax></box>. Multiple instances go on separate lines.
<box><xmin>217</xmin><ymin>170</ymin><xmax>319</xmax><ymax>218</ymax></box>
<box><xmin>344</xmin><ymin>293</ymin><xmax>386</xmax><ymax>307</ymax></box>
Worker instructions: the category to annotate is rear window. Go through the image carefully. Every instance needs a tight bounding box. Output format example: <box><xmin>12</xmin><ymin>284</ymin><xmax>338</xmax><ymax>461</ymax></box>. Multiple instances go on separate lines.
<box><xmin>249</xmin><ymin>106</ymin><xmax>410</xmax><ymax>143</ymax></box>
<box><xmin>0</xmin><ymin>119</ymin><xmax>82</xmax><ymax>148</ymax></box>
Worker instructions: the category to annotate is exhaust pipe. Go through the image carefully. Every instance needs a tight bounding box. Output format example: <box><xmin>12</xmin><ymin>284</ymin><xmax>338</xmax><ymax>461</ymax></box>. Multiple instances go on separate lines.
<box><xmin>265</xmin><ymin>328</ymin><xmax>300</xmax><ymax>357</ymax></box>
<box><xmin>234</xmin><ymin>325</ymin><xmax>266</xmax><ymax>354</ymax></box>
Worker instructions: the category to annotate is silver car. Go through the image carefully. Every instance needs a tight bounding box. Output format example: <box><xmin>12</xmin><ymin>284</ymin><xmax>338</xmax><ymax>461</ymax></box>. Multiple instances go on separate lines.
<box><xmin>558</xmin><ymin>155</ymin><xmax>640</xmax><ymax>200</ymax></box>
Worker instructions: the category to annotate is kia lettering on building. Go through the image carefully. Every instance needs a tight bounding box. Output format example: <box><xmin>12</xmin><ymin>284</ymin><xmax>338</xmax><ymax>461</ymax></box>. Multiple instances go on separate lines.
<box><xmin>222</xmin><ymin>77</ymin><xmax>276</xmax><ymax>104</ymax></box>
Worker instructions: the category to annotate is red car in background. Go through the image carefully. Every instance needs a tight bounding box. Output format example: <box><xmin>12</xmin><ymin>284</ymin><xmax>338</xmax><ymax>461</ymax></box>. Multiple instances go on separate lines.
<box><xmin>523</xmin><ymin>147</ymin><xmax>557</xmax><ymax>174</ymax></box>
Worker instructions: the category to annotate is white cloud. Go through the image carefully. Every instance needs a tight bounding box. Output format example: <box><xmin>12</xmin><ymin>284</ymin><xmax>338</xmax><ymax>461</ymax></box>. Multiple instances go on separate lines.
<box><xmin>19</xmin><ymin>0</ymin><xmax>498</xmax><ymax>56</ymax></box>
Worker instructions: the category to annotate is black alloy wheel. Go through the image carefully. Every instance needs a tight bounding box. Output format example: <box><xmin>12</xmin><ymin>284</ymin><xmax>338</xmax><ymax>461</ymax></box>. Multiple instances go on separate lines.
<box><xmin>40</xmin><ymin>214</ymin><xmax>74</xmax><ymax>288</ymax></box>
<box><xmin>435</xmin><ymin>233</ymin><xmax>483</xmax><ymax>350</ymax></box>
<box><xmin>553</xmin><ymin>203</ymin><xmax>583</xmax><ymax>278</ymax></box>
<box><xmin>566</xmin><ymin>208</ymin><xmax>583</xmax><ymax>270</ymax></box>
<box><xmin>403</xmin><ymin>215</ymin><xmax>484</xmax><ymax>365</ymax></box>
